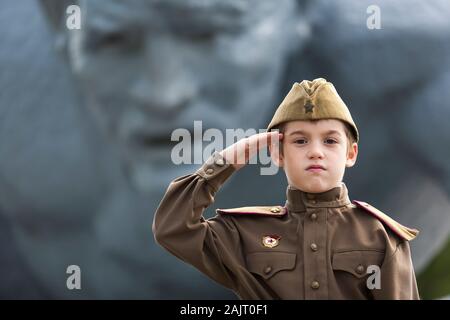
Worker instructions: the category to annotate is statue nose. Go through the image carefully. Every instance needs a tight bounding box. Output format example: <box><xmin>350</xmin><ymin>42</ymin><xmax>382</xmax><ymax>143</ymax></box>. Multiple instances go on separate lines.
<box><xmin>130</xmin><ymin>36</ymin><xmax>199</xmax><ymax>115</ymax></box>
<box><xmin>131</xmin><ymin>74</ymin><xmax>197</xmax><ymax>115</ymax></box>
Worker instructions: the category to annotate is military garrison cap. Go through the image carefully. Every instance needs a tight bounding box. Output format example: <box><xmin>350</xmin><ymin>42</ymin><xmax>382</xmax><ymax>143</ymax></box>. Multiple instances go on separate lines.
<box><xmin>267</xmin><ymin>78</ymin><xmax>359</xmax><ymax>142</ymax></box>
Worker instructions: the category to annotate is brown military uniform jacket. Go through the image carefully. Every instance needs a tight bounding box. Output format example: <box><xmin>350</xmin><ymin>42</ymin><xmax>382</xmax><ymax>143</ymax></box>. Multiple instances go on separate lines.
<box><xmin>153</xmin><ymin>152</ymin><xmax>420</xmax><ymax>300</ymax></box>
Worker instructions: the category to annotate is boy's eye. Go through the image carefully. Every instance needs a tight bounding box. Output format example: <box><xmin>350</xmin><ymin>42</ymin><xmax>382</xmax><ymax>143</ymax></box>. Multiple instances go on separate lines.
<box><xmin>324</xmin><ymin>138</ymin><xmax>337</xmax><ymax>144</ymax></box>
<box><xmin>294</xmin><ymin>139</ymin><xmax>307</xmax><ymax>144</ymax></box>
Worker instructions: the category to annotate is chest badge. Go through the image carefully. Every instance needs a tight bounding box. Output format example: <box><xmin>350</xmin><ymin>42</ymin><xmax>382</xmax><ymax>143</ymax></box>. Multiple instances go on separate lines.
<box><xmin>262</xmin><ymin>235</ymin><xmax>281</xmax><ymax>248</ymax></box>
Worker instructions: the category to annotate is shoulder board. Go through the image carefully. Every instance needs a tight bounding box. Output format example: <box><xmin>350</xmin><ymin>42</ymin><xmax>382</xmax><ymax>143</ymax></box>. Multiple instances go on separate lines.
<box><xmin>216</xmin><ymin>206</ymin><xmax>287</xmax><ymax>217</ymax></box>
<box><xmin>353</xmin><ymin>200</ymin><xmax>419</xmax><ymax>241</ymax></box>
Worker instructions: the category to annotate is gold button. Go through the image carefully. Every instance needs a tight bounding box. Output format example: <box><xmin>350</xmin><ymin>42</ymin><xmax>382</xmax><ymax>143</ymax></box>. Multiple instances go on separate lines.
<box><xmin>310</xmin><ymin>243</ymin><xmax>318</xmax><ymax>252</ymax></box>
<box><xmin>205</xmin><ymin>168</ymin><xmax>214</xmax><ymax>175</ymax></box>
<box><xmin>310</xmin><ymin>213</ymin><xmax>317</xmax><ymax>221</ymax></box>
<box><xmin>270</xmin><ymin>207</ymin><xmax>280</xmax><ymax>213</ymax></box>
<box><xmin>311</xmin><ymin>281</ymin><xmax>320</xmax><ymax>289</ymax></box>
<box><xmin>356</xmin><ymin>264</ymin><xmax>365</xmax><ymax>274</ymax></box>
<box><xmin>215</xmin><ymin>158</ymin><xmax>225</xmax><ymax>166</ymax></box>
<box><xmin>264</xmin><ymin>266</ymin><xmax>272</xmax><ymax>274</ymax></box>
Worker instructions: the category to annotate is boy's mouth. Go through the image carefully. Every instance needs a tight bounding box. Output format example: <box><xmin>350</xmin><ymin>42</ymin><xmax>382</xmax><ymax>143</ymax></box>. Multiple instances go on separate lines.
<box><xmin>306</xmin><ymin>165</ymin><xmax>326</xmax><ymax>172</ymax></box>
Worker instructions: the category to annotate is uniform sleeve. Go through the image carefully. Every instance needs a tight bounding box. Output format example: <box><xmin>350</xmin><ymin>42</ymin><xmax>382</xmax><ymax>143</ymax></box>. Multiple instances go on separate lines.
<box><xmin>152</xmin><ymin>151</ymin><xmax>246</xmax><ymax>290</ymax></box>
<box><xmin>372</xmin><ymin>239</ymin><xmax>420</xmax><ymax>300</ymax></box>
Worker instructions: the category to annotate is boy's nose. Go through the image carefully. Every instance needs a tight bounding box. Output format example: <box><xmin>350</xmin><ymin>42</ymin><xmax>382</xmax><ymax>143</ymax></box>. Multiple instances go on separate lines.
<box><xmin>306</xmin><ymin>143</ymin><xmax>324</xmax><ymax>159</ymax></box>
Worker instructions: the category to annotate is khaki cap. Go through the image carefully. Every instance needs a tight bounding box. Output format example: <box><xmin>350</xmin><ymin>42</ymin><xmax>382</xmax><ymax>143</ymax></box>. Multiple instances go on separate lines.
<box><xmin>267</xmin><ymin>78</ymin><xmax>359</xmax><ymax>142</ymax></box>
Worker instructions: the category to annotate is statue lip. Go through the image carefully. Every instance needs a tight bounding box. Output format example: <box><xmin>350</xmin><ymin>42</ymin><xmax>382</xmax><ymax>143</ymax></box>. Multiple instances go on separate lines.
<box><xmin>128</xmin><ymin>129</ymin><xmax>197</xmax><ymax>149</ymax></box>
<box><xmin>130</xmin><ymin>132</ymin><xmax>177</xmax><ymax>148</ymax></box>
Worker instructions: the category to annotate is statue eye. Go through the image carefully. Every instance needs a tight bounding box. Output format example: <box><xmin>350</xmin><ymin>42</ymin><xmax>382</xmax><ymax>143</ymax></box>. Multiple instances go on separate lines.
<box><xmin>88</xmin><ymin>30</ymin><xmax>141</xmax><ymax>53</ymax></box>
<box><xmin>187</xmin><ymin>30</ymin><xmax>217</xmax><ymax>43</ymax></box>
<box><xmin>100</xmin><ymin>32</ymin><xmax>128</xmax><ymax>47</ymax></box>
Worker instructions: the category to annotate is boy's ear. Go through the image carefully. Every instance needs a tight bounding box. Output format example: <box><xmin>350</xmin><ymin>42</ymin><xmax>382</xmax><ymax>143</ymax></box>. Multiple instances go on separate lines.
<box><xmin>269</xmin><ymin>141</ymin><xmax>284</xmax><ymax>168</ymax></box>
<box><xmin>345</xmin><ymin>142</ymin><xmax>358</xmax><ymax>167</ymax></box>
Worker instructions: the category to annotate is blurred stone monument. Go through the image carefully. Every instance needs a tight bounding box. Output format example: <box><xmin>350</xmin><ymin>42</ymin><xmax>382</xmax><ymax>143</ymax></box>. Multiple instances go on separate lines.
<box><xmin>0</xmin><ymin>0</ymin><xmax>307</xmax><ymax>298</ymax></box>
<box><xmin>0</xmin><ymin>0</ymin><xmax>449</xmax><ymax>299</ymax></box>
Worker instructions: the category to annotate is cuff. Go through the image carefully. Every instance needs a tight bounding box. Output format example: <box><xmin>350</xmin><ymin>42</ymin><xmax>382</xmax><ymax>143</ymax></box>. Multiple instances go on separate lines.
<box><xmin>196</xmin><ymin>151</ymin><xmax>237</xmax><ymax>191</ymax></box>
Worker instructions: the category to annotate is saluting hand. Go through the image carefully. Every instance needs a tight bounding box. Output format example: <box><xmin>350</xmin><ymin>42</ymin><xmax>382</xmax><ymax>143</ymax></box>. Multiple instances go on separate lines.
<box><xmin>219</xmin><ymin>131</ymin><xmax>283</xmax><ymax>170</ymax></box>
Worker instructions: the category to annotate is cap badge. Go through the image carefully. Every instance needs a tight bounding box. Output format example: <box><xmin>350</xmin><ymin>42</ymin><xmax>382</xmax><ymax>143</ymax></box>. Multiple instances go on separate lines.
<box><xmin>304</xmin><ymin>101</ymin><xmax>314</xmax><ymax>113</ymax></box>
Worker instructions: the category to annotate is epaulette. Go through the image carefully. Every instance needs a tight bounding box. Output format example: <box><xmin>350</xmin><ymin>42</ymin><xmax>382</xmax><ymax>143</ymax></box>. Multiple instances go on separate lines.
<box><xmin>216</xmin><ymin>206</ymin><xmax>287</xmax><ymax>217</ymax></box>
<box><xmin>353</xmin><ymin>200</ymin><xmax>419</xmax><ymax>241</ymax></box>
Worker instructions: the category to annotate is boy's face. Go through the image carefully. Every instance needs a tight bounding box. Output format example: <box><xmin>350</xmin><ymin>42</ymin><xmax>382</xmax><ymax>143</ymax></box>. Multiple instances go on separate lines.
<box><xmin>272</xmin><ymin>119</ymin><xmax>358</xmax><ymax>193</ymax></box>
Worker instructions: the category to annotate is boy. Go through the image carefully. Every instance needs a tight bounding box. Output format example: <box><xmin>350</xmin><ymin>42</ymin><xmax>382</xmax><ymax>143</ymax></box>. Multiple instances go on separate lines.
<box><xmin>152</xmin><ymin>78</ymin><xmax>420</xmax><ymax>299</ymax></box>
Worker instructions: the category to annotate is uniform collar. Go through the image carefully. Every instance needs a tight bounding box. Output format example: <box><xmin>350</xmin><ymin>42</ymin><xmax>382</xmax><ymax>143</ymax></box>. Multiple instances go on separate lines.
<box><xmin>285</xmin><ymin>182</ymin><xmax>351</xmax><ymax>212</ymax></box>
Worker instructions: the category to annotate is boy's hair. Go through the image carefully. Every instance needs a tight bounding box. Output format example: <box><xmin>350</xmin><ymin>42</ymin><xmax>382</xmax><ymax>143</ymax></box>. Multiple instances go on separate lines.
<box><xmin>271</xmin><ymin>120</ymin><xmax>356</xmax><ymax>156</ymax></box>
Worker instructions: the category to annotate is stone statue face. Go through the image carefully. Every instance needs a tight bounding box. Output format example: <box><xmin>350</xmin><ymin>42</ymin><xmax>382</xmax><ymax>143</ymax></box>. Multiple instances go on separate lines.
<box><xmin>65</xmin><ymin>0</ymin><xmax>304</xmax><ymax>192</ymax></box>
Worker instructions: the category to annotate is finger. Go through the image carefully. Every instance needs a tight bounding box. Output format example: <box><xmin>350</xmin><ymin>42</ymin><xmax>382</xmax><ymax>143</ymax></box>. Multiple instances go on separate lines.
<box><xmin>232</xmin><ymin>137</ymin><xmax>250</xmax><ymax>165</ymax></box>
<box><xmin>257</xmin><ymin>132</ymin><xmax>280</xmax><ymax>148</ymax></box>
<box><xmin>232</xmin><ymin>132</ymin><xmax>282</xmax><ymax>165</ymax></box>
<box><xmin>246</xmin><ymin>133</ymin><xmax>267</xmax><ymax>153</ymax></box>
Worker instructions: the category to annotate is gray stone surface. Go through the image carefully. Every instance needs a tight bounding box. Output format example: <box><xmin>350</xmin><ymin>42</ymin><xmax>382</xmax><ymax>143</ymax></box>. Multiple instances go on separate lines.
<box><xmin>0</xmin><ymin>0</ymin><xmax>301</xmax><ymax>298</ymax></box>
